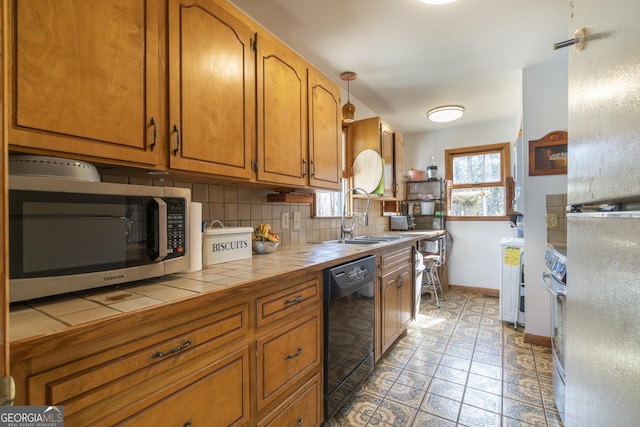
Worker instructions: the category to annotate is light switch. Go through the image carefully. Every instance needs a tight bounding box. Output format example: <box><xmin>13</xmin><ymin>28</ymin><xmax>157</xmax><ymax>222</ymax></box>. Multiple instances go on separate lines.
<box><xmin>293</xmin><ymin>212</ymin><xmax>301</xmax><ymax>230</ymax></box>
<box><xmin>281</xmin><ymin>212</ymin><xmax>290</xmax><ymax>230</ymax></box>
<box><xmin>546</xmin><ymin>213</ymin><xmax>559</xmax><ymax>229</ymax></box>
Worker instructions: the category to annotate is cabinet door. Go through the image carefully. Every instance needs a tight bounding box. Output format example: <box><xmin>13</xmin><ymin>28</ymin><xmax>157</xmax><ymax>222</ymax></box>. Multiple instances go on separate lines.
<box><xmin>8</xmin><ymin>0</ymin><xmax>160</xmax><ymax>165</ymax></box>
<box><xmin>168</xmin><ymin>0</ymin><xmax>254</xmax><ymax>179</ymax></box>
<box><xmin>380</xmin><ymin>121</ymin><xmax>395</xmax><ymax>197</ymax></box>
<box><xmin>256</xmin><ymin>32</ymin><xmax>307</xmax><ymax>186</ymax></box>
<box><xmin>380</xmin><ymin>273</ymin><xmax>400</xmax><ymax>355</ymax></box>
<box><xmin>308</xmin><ymin>69</ymin><xmax>342</xmax><ymax>191</ymax></box>
<box><xmin>397</xmin><ymin>265</ymin><xmax>414</xmax><ymax>331</ymax></box>
<box><xmin>394</xmin><ymin>132</ymin><xmax>404</xmax><ymax>199</ymax></box>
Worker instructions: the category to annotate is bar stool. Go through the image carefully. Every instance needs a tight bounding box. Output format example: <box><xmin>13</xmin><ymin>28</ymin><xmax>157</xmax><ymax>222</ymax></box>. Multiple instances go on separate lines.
<box><xmin>420</xmin><ymin>234</ymin><xmax>446</xmax><ymax>308</ymax></box>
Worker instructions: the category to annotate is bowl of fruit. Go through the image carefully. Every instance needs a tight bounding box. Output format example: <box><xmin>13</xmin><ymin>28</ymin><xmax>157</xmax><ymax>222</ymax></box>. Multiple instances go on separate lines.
<box><xmin>252</xmin><ymin>223</ymin><xmax>280</xmax><ymax>254</ymax></box>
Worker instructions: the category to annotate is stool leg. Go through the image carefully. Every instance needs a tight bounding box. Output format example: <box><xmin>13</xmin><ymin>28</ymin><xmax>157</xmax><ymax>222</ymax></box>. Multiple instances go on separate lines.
<box><xmin>426</xmin><ymin>265</ymin><xmax>440</xmax><ymax>308</ymax></box>
<box><xmin>433</xmin><ymin>267</ymin><xmax>445</xmax><ymax>302</ymax></box>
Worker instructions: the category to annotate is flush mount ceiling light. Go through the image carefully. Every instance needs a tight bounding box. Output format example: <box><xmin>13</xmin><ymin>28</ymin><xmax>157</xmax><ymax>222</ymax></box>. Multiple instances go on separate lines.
<box><xmin>427</xmin><ymin>105</ymin><xmax>465</xmax><ymax>123</ymax></box>
<box><xmin>419</xmin><ymin>0</ymin><xmax>456</xmax><ymax>4</ymax></box>
<box><xmin>340</xmin><ymin>71</ymin><xmax>357</xmax><ymax>125</ymax></box>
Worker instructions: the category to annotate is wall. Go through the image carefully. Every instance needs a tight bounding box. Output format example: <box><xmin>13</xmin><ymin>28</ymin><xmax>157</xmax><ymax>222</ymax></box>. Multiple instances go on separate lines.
<box><xmin>101</xmin><ymin>175</ymin><xmax>389</xmax><ymax>246</ymax></box>
<box><xmin>522</xmin><ymin>52</ymin><xmax>568</xmax><ymax>338</ymax></box>
<box><xmin>403</xmin><ymin>119</ymin><xmax>520</xmax><ymax>290</ymax></box>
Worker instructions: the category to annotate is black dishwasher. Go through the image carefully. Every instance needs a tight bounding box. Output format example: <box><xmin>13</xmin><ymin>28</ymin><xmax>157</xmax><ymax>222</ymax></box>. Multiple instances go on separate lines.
<box><xmin>323</xmin><ymin>255</ymin><xmax>376</xmax><ymax>420</ymax></box>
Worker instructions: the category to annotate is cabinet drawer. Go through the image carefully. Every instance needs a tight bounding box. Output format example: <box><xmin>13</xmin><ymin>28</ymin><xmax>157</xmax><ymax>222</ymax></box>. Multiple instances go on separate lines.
<box><xmin>116</xmin><ymin>347</ymin><xmax>250</xmax><ymax>427</ymax></box>
<box><xmin>29</xmin><ymin>303</ymin><xmax>249</xmax><ymax>424</ymax></box>
<box><xmin>258</xmin><ymin>374</ymin><xmax>321</xmax><ymax>427</ymax></box>
<box><xmin>257</xmin><ymin>279</ymin><xmax>319</xmax><ymax>328</ymax></box>
<box><xmin>257</xmin><ymin>313</ymin><xmax>320</xmax><ymax>410</ymax></box>
<box><xmin>380</xmin><ymin>246</ymin><xmax>412</xmax><ymax>275</ymax></box>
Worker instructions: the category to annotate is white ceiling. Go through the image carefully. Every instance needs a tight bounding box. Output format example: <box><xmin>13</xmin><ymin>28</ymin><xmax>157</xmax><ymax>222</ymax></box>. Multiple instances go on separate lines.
<box><xmin>229</xmin><ymin>0</ymin><xmax>569</xmax><ymax>135</ymax></box>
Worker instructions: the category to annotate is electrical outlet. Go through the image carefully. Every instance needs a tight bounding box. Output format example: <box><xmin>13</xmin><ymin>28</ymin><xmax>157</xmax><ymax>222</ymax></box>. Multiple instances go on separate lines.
<box><xmin>293</xmin><ymin>212</ymin><xmax>301</xmax><ymax>230</ymax></box>
<box><xmin>281</xmin><ymin>212</ymin><xmax>290</xmax><ymax>230</ymax></box>
<box><xmin>546</xmin><ymin>213</ymin><xmax>559</xmax><ymax>229</ymax></box>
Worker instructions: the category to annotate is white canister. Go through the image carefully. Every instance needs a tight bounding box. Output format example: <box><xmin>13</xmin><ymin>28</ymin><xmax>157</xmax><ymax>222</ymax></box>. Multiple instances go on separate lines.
<box><xmin>421</xmin><ymin>201</ymin><xmax>435</xmax><ymax>215</ymax></box>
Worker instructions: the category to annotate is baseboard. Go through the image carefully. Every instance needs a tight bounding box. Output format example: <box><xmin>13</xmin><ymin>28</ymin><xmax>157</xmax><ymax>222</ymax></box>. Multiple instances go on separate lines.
<box><xmin>523</xmin><ymin>332</ymin><xmax>552</xmax><ymax>347</ymax></box>
<box><xmin>448</xmin><ymin>284</ymin><xmax>499</xmax><ymax>298</ymax></box>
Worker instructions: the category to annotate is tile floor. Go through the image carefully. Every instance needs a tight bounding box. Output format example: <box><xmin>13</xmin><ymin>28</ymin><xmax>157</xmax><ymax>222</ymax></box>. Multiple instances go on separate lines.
<box><xmin>324</xmin><ymin>290</ymin><xmax>563</xmax><ymax>427</ymax></box>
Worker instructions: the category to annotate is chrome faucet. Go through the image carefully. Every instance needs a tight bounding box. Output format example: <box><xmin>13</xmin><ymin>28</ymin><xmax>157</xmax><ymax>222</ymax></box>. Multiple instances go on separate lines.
<box><xmin>341</xmin><ymin>187</ymin><xmax>371</xmax><ymax>239</ymax></box>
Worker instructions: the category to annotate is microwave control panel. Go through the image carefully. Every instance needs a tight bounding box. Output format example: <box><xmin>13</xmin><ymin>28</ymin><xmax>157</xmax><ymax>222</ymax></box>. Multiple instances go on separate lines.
<box><xmin>166</xmin><ymin>198</ymin><xmax>186</xmax><ymax>258</ymax></box>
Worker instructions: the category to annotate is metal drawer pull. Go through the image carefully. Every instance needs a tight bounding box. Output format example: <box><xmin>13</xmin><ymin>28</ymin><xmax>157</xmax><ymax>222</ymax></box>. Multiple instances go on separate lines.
<box><xmin>149</xmin><ymin>117</ymin><xmax>157</xmax><ymax>151</ymax></box>
<box><xmin>296</xmin><ymin>416</ymin><xmax>303</xmax><ymax>427</ymax></box>
<box><xmin>284</xmin><ymin>295</ymin><xmax>303</xmax><ymax>305</ymax></box>
<box><xmin>285</xmin><ymin>347</ymin><xmax>303</xmax><ymax>360</ymax></box>
<box><xmin>183</xmin><ymin>420</ymin><xmax>192</xmax><ymax>427</ymax></box>
<box><xmin>150</xmin><ymin>339</ymin><xmax>193</xmax><ymax>359</ymax></box>
<box><xmin>173</xmin><ymin>124</ymin><xmax>181</xmax><ymax>156</ymax></box>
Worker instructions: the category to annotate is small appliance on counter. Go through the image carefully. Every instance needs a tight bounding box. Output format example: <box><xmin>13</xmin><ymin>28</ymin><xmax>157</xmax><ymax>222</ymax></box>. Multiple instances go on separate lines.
<box><xmin>390</xmin><ymin>215</ymin><xmax>416</xmax><ymax>230</ymax></box>
<box><xmin>8</xmin><ymin>155</ymin><xmax>191</xmax><ymax>302</ymax></box>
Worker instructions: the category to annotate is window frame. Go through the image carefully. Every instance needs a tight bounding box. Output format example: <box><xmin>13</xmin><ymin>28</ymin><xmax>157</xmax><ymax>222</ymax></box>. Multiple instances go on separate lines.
<box><xmin>445</xmin><ymin>142</ymin><xmax>511</xmax><ymax>221</ymax></box>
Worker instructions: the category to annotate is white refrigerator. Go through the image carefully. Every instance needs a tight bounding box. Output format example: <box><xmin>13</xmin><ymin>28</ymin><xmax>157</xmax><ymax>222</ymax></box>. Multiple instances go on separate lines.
<box><xmin>566</xmin><ymin>0</ymin><xmax>640</xmax><ymax>425</ymax></box>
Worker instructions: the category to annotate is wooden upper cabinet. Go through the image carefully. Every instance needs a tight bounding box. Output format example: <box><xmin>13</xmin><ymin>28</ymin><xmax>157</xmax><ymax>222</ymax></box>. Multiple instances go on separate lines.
<box><xmin>8</xmin><ymin>0</ymin><xmax>160</xmax><ymax>165</ymax></box>
<box><xmin>348</xmin><ymin>117</ymin><xmax>403</xmax><ymax>198</ymax></box>
<box><xmin>256</xmin><ymin>32</ymin><xmax>307</xmax><ymax>187</ymax></box>
<box><xmin>168</xmin><ymin>0</ymin><xmax>254</xmax><ymax>179</ymax></box>
<box><xmin>308</xmin><ymin>69</ymin><xmax>342</xmax><ymax>191</ymax></box>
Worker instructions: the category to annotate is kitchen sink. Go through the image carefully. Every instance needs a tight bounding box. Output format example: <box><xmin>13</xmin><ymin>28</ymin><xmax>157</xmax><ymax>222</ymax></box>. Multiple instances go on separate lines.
<box><xmin>311</xmin><ymin>235</ymin><xmax>409</xmax><ymax>245</ymax></box>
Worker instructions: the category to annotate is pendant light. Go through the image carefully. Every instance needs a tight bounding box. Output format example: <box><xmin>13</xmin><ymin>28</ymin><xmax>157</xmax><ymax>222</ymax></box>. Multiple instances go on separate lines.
<box><xmin>340</xmin><ymin>71</ymin><xmax>357</xmax><ymax>125</ymax></box>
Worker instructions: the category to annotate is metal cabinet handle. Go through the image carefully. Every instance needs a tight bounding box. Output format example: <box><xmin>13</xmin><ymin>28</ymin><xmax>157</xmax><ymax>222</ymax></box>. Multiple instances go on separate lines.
<box><xmin>310</xmin><ymin>160</ymin><xmax>315</xmax><ymax>177</ymax></box>
<box><xmin>284</xmin><ymin>295</ymin><xmax>303</xmax><ymax>305</ymax></box>
<box><xmin>397</xmin><ymin>274</ymin><xmax>403</xmax><ymax>288</ymax></box>
<box><xmin>285</xmin><ymin>347</ymin><xmax>303</xmax><ymax>360</ymax></box>
<box><xmin>149</xmin><ymin>117</ymin><xmax>157</xmax><ymax>151</ymax></box>
<box><xmin>150</xmin><ymin>339</ymin><xmax>192</xmax><ymax>358</ymax></box>
<box><xmin>302</xmin><ymin>159</ymin><xmax>307</xmax><ymax>177</ymax></box>
<box><xmin>173</xmin><ymin>124</ymin><xmax>181</xmax><ymax>156</ymax></box>
<box><xmin>296</xmin><ymin>416</ymin><xmax>303</xmax><ymax>427</ymax></box>
<box><xmin>183</xmin><ymin>420</ymin><xmax>192</xmax><ymax>427</ymax></box>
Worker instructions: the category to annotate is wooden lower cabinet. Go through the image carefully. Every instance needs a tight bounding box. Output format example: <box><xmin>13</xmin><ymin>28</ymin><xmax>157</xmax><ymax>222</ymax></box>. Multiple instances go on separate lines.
<box><xmin>10</xmin><ymin>272</ymin><xmax>324</xmax><ymax>427</ymax></box>
<box><xmin>378</xmin><ymin>246</ymin><xmax>414</xmax><ymax>356</ymax></box>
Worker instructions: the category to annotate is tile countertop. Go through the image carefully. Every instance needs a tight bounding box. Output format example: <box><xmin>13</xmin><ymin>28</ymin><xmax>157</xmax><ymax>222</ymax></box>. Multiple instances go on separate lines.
<box><xmin>9</xmin><ymin>230</ymin><xmax>442</xmax><ymax>342</ymax></box>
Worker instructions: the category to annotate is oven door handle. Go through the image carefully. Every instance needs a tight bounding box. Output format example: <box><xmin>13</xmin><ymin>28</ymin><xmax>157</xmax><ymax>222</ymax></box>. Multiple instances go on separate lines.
<box><xmin>541</xmin><ymin>272</ymin><xmax>566</xmax><ymax>297</ymax></box>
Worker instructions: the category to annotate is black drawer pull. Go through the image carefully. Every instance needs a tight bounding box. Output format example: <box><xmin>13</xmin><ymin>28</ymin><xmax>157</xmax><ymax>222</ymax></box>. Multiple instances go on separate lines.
<box><xmin>284</xmin><ymin>295</ymin><xmax>303</xmax><ymax>305</ymax></box>
<box><xmin>173</xmin><ymin>124</ymin><xmax>181</xmax><ymax>156</ymax></box>
<box><xmin>149</xmin><ymin>117</ymin><xmax>157</xmax><ymax>151</ymax></box>
<box><xmin>296</xmin><ymin>416</ymin><xmax>303</xmax><ymax>427</ymax></box>
<box><xmin>285</xmin><ymin>347</ymin><xmax>303</xmax><ymax>360</ymax></box>
<box><xmin>183</xmin><ymin>421</ymin><xmax>192</xmax><ymax>427</ymax></box>
<box><xmin>150</xmin><ymin>339</ymin><xmax>193</xmax><ymax>359</ymax></box>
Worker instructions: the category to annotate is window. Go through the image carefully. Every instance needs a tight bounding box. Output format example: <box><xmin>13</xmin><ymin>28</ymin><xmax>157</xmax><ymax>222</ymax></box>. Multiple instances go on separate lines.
<box><xmin>314</xmin><ymin>190</ymin><xmax>342</xmax><ymax>217</ymax></box>
<box><xmin>445</xmin><ymin>143</ymin><xmax>510</xmax><ymax>219</ymax></box>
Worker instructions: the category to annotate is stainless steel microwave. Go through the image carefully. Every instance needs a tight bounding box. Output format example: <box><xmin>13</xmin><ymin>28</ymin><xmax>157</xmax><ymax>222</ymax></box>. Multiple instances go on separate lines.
<box><xmin>9</xmin><ymin>176</ymin><xmax>191</xmax><ymax>302</ymax></box>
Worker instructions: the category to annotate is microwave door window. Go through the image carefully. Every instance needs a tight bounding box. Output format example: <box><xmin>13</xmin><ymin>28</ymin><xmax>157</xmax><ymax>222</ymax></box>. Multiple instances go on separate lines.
<box><xmin>23</xmin><ymin>214</ymin><xmax>127</xmax><ymax>275</ymax></box>
<box><xmin>11</xmin><ymin>193</ymin><xmax>153</xmax><ymax>279</ymax></box>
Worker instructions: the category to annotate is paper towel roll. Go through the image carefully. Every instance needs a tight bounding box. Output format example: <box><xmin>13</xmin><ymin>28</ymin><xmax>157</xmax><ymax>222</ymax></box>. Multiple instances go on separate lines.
<box><xmin>187</xmin><ymin>202</ymin><xmax>202</xmax><ymax>272</ymax></box>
